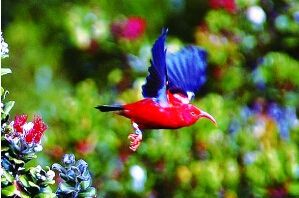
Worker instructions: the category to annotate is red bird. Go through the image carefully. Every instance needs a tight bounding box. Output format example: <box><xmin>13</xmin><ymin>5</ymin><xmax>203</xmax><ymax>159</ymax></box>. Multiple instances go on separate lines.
<box><xmin>96</xmin><ymin>29</ymin><xmax>217</xmax><ymax>151</ymax></box>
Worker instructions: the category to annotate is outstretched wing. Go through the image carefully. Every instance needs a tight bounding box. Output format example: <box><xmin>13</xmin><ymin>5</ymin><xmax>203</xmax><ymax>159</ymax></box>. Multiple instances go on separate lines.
<box><xmin>142</xmin><ymin>29</ymin><xmax>168</xmax><ymax>105</ymax></box>
<box><xmin>166</xmin><ymin>46</ymin><xmax>207</xmax><ymax>101</ymax></box>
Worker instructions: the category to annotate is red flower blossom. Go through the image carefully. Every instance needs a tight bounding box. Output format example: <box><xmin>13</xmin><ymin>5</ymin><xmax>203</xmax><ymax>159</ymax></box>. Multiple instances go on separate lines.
<box><xmin>13</xmin><ymin>114</ymin><xmax>28</xmax><ymax>133</ymax></box>
<box><xmin>209</xmin><ymin>0</ymin><xmax>237</xmax><ymax>13</ymax></box>
<box><xmin>48</xmin><ymin>145</ymin><xmax>64</xmax><ymax>160</ymax></box>
<box><xmin>111</xmin><ymin>16</ymin><xmax>146</xmax><ymax>40</ymax></box>
<box><xmin>119</xmin><ymin>150</ymin><xmax>129</xmax><ymax>162</ymax></box>
<box><xmin>12</xmin><ymin>114</ymin><xmax>47</xmax><ymax>144</ymax></box>
<box><xmin>123</xmin><ymin>17</ymin><xmax>146</xmax><ymax>40</ymax></box>
<box><xmin>75</xmin><ymin>139</ymin><xmax>95</xmax><ymax>155</ymax></box>
<box><xmin>28</xmin><ymin>115</ymin><xmax>47</xmax><ymax>143</ymax></box>
<box><xmin>268</xmin><ymin>186</ymin><xmax>287</xmax><ymax>198</ymax></box>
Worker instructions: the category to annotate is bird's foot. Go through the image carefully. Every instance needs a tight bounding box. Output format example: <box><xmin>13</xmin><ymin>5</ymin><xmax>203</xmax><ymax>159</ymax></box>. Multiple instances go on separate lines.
<box><xmin>128</xmin><ymin>132</ymin><xmax>142</xmax><ymax>152</ymax></box>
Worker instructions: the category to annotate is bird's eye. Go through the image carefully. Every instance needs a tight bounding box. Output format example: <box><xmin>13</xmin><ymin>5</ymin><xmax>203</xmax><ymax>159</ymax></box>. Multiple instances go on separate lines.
<box><xmin>191</xmin><ymin>112</ymin><xmax>196</xmax><ymax>116</ymax></box>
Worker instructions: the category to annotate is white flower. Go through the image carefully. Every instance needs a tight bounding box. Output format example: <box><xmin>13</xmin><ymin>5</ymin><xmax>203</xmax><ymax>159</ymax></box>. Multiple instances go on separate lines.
<box><xmin>46</xmin><ymin>170</ymin><xmax>55</xmax><ymax>180</ymax></box>
<box><xmin>247</xmin><ymin>6</ymin><xmax>266</xmax><ymax>25</ymax></box>
<box><xmin>293</xmin><ymin>11</ymin><xmax>299</xmax><ymax>24</ymax></box>
<box><xmin>253</xmin><ymin>120</ymin><xmax>265</xmax><ymax>138</ymax></box>
<box><xmin>34</xmin><ymin>144</ymin><xmax>43</xmax><ymax>152</ymax></box>
<box><xmin>23</xmin><ymin>122</ymin><xmax>34</xmax><ymax>133</ymax></box>
<box><xmin>1</xmin><ymin>32</ymin><xmax>9</xmax><ymax>58</ymax></box>
<box><xmin>292</xmin><ymin>164</ymin><xmax>299</xmax><ymax>178</ymax></box>
<box><xmin>243</xmin><ymin>152</ymin><xmax>257</xmax><ymax>165</ymax></box>
<box><xmin>35</xmin><ymin>165</ymin><xmax>42</xmax><ymax>172</ymax></box>
<box><xmin>129</xmin><ymin>165</ymin><xmax>146</xmax><ymax>191</ymax></box>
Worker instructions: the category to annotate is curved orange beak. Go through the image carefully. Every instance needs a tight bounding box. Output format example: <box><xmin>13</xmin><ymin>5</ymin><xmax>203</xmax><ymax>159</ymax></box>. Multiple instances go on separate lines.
<box><xmin>199</xmin><ymin>110</ymin><xmax>217</xmax><ymax>127</ymax></box>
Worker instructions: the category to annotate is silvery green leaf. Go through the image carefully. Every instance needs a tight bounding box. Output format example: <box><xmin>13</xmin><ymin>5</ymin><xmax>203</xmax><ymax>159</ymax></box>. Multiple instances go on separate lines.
<box><xmin>3</xmin><ymin>101</ymin><xmax>15</xmax><ymax>115</ymax></box>
<box><xmin>1</xmin><ymin>68</ymin><xmax>12</xmax><ymax>76</ymax></box>
<box><xmin>58</xmin><ymin>182</ymin><xmax>76</xmax><ymax>193</ymax></box>
<box><xmin>1</xmin><ymin>145</ymin><xmax>9</xmax><ymax>152</ymax></box>
<box><xmin>78</xmin><ymin>187</ymin><xmax>96</xmax><ymax>197</ymax></box>
<box><xmin>19</xmin><ymin>175</ymin><xmax>30</xmax><ymax>188</ymax></box>
<box><xmin>37</xmin><ymin>186</ymin><xmax>55</xmax><ymax>198</ymax></box>
<box><xmin>1</xmin><ymin>184</ymin><xmax>18</xmax><ymax>196</ymax></box>
<box><xmin>79</xmin><ymin>179</ymin><xmax>91</xmax><ymax>190</ymax></box>
<box><xmin>4</xmin><ymin>153</ymin><xmax>25</xmax><ymax>168</ymax></box>
<box><xmin>35</xmin><ymin>193</ymin><xmax>56</xmax><ymax>198</ymax></box>
<box><xmin>62</xmin><ymin>154</ymin><xmax>75</xmax><ymax>166</ymax></box>
<box><xmin>76</xmin><ymin>159</ymin><xmax>88</xmax><ymax>174</ymax></box>
<box><xmin>70</xmin><ymin>166</ymin><xmax>80</xmax><ymax>175</ymax></box>
<box><xmin>29</xmin><ymin>167</ymin><xmax>37</xmax><ymax>178</ymax></box>
<box><xmin>28</xmin><ymin>181</ymin><xmax>40</xmax><ymax>190</ymax></box>
<box><xmin>1</xmin><ymin>87</ymin><xmax>4</xmax><ymax>97</ymax></box>
<box><xmin>19</xmin><ymin>191</ymin><xmax>31</xmax><ymax>198</ymax></box>
<box><xmin>77</xmin><ymin>172</ymin><xmax>90</xmax><ymax>182</ymax></box>
<box><xmin>2</xmin><ymin>169</ymin><xmax>14</xmax><ymax>183</ymax></box>
<box><xmin>52</xmin><ymin>163</ymin><xmax>66</xmax><ymax>173</ymax></box>
<box><xmin>22</xmin><ymin>153</ymin><xmax>37</xmax><ymax>161</ymax></box>
<box><xmin>17</xmin><ymin>167</ymin><xmax>26</xmax><ymax>172</ymax></box>
<box><xmin>59</xmin><ymin>173</ymin><xmax>69</xmax><ymax>181</ymax></box>
<box><xmin>40</xmin><ymin>185</ymin><xmax>54</xmax><ymax>194</ymax></box>
<box><xmin>12</xmin><ymin>158</ymin><xmax>25</xmax><ymax>165</ymax></box>
<box><xmin>66</xmin><ymin>168</ymin><xmax>77</xmax><ymax>180</ymax></box>
<box><xmin>42</xmin><ymin>179</ymin><xmax>55</xmax><ymax>186</ymax></box>
<box><xmin>1</xmin><ymin>90</ymin><xmax>9</xmax><ymax>100</ymax></box>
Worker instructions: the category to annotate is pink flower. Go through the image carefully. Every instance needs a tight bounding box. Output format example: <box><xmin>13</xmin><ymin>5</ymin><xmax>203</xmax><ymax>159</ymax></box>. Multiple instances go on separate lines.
<box><xmin>209</xmin><ymin>0</ymin><xmax>237</xmax><ymax>13</ymax></box>
<box><xmin>123</xmin><ymin>17</ymin><xmax>146</xmax><ymax>40</ymax></box>
<box><xmin>12</xmin><ymin>114</ymin><xmax>47</xmax><ymax>144</ymax></box>
<box><xmin>111</xmin><ymin>16</ymin><xmax>146</xmax><ymax>40</ymax></box>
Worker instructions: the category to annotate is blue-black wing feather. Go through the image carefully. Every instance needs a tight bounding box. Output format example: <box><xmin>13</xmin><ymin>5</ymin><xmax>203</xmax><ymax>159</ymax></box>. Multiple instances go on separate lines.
<box><xmin>166</xmin><ymin>46</ymin><xmax>207</xmax><ymax>99</ymax></box>
<box><xmin>142</xmin><ymin>29</ymin><xmax>168</xmax><ymax>104</ymax></box>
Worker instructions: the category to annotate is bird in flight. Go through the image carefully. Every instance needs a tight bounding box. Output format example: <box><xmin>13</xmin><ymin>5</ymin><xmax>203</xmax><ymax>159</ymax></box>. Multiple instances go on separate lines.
<box><xmin>96</xmin><ymin>29</ymin><xmax>217</xmax><ymax>151</ymax></box>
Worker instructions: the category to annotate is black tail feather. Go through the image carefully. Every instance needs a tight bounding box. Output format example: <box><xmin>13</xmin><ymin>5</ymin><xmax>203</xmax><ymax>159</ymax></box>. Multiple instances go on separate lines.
<box><xmin>95</xmin><ymin>105</ymin><xmax>124</xmax><ymax>112</ymax></box>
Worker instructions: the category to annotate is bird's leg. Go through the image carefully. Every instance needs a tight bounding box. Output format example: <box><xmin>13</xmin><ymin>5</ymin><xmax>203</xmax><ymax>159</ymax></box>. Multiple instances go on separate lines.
<box><xmin>128</xmin><ymin>121</ymin><xmax>143</xmax><ymax>152</ymax></box>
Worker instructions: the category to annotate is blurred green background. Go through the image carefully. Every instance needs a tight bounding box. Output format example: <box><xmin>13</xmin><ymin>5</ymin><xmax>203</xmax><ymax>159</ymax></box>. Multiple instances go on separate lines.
<box><xmin>2</xmin><ymin>0</ymin><xmax>299</xmax><ymax>197</ymax></box>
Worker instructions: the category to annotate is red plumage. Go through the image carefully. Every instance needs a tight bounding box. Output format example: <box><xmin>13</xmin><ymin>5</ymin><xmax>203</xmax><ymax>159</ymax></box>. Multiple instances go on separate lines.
<box><xmin>122</xmin><ymin>92</ymin><xmax>216</xmax><ymax>130</ymax></box>
<box><xmin>97</xmin><ymin>92</ymin><xmax>216</xmax><ymax>151</ymax></box>
<box><xmin>96</xmin><ymin>30</ymin><xmax>217</xmax><ymax>151</ymax></box>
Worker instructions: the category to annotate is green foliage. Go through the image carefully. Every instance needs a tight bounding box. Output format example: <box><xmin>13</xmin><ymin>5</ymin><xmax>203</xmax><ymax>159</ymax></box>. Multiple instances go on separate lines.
<box><xmin>1</xmin><ymin>68</ymin><xmax>15</xmax><ymax>121</ymax></box>
<box><xmin>259</xmin><ymin>52</ymin><xmax>299</xmax><ymax>87</ymax></box>
<box><xmin>1</xmin><ymin>39</ymin><xmax>96</xmax><ymax>197</ymax></box>
<box><xmin>1</xmin><ymin>51</ymin><xmax>56</xmax><ymax>197</ymax></box>
<box><xmin>205</xmin><ymin>10</ymin><xmax>235</xmax><ymax>33</ymax></box>
<box><xmin>2</xmin><ymin>0</ymin><xmax>299</xmax><ymax>197</ymax></box>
